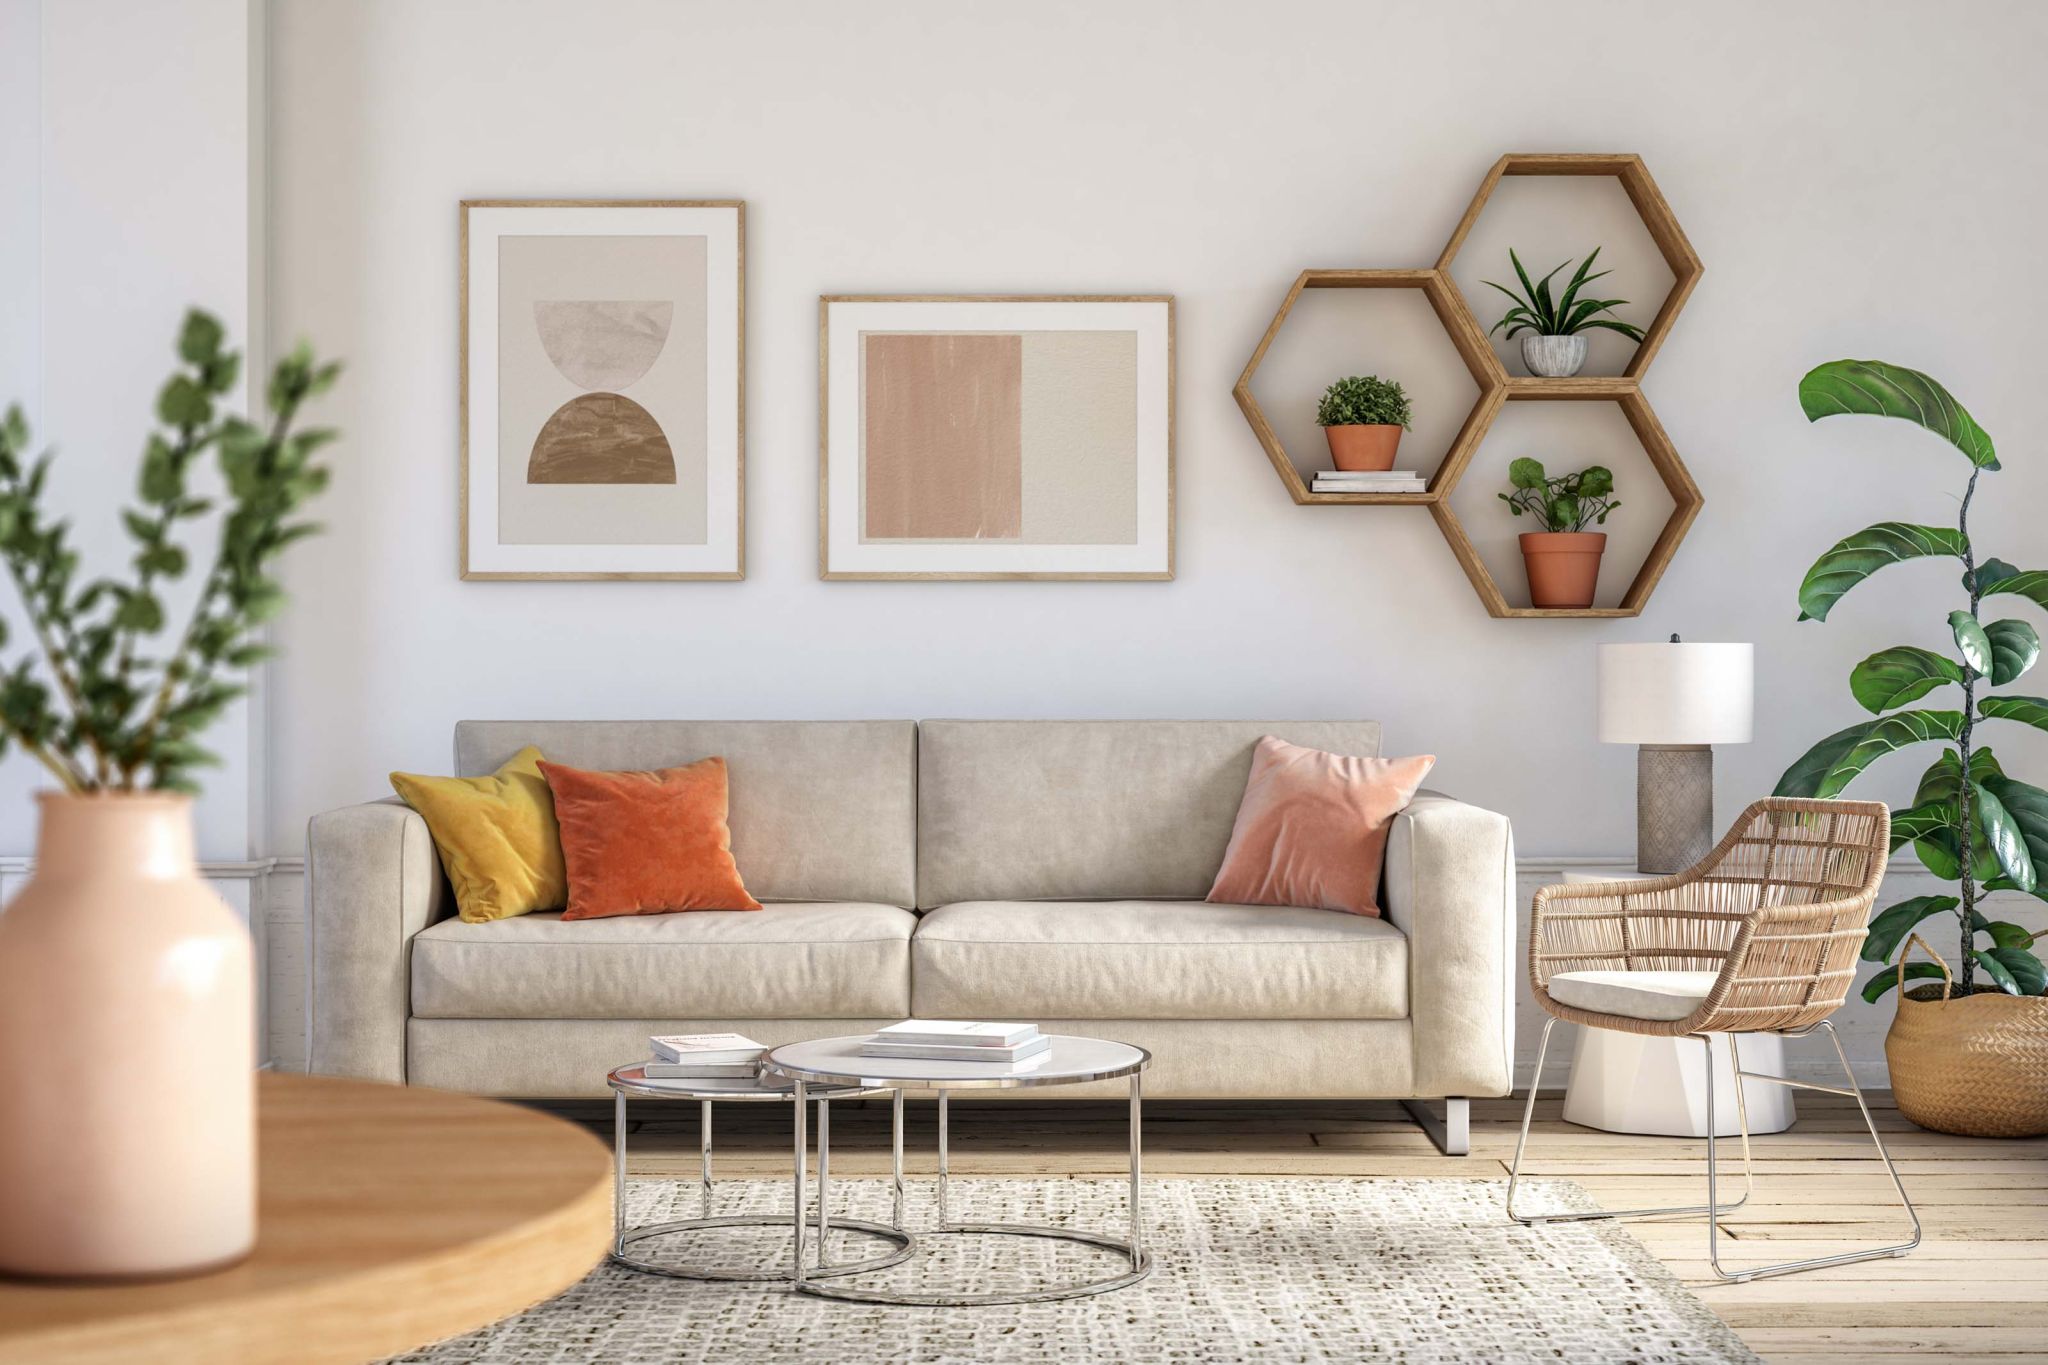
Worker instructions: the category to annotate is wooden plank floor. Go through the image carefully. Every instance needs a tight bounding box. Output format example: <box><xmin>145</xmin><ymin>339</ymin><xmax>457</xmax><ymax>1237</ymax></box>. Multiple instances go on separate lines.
<box><xmin>552</xmin><ymin>1091</ymin><xmax>2048</xmax><ymax>1363</ymax></box>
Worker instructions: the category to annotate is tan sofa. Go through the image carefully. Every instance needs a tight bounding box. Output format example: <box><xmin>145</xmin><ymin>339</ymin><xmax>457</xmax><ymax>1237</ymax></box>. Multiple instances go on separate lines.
<box><xmin>306</xmin><ymin>720</ymin><xmax>1515</xmax><ymax>1153</ymax></box>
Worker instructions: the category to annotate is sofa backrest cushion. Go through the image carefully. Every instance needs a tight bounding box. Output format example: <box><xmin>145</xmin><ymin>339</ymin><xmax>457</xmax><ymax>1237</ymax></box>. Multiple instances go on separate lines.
<box><xmin>916</xmin><ymin>720</ymin><xmax>1383</xmax><ymax>907</ymax></box>
<box><xmin>455</xmin><ymin>721</ymin><xmax>916</xmax><ymax>907</ymax></box>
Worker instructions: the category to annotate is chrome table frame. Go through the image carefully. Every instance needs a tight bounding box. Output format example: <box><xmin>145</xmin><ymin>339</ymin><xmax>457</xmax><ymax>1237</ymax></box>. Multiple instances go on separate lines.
<box><xmin>1507</xmin><ymin>1017</ymin><xmax>1921</xmax><ymax>1282</ymax></box>
<box><xmin>770</xmin><ymin>1040</ymin><xmax>1153</xmax><ymax>1306</ymax></box>
<box><xmin>608</xmin><ymin>1067</ymin><xmax>913</xmax><ymax>1283</ymax></box>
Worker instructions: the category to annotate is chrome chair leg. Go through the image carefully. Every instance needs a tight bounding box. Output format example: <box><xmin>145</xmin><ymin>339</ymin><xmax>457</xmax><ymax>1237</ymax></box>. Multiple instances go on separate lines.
<box><xmin>1704</xmin><ymin>1018</ymin><xmax>1921</xmax><ymax>1281</ymax></box>
<box><xmin>1507</xmin><ymin>1017</ymin><xmax>1754</xmax><ymax>1225</ymax></box>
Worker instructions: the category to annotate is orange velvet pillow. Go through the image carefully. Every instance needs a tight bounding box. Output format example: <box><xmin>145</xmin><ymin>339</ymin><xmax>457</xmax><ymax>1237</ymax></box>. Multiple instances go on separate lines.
<box><xmin>1205</xmin><ymin>736</ymin><xmax>1436</xmax><ymax>917</ymax></box>
<box><xmin>539</xmin><ymin>758</ymin><xmax>762</xmax><ymax>920</ymax></box>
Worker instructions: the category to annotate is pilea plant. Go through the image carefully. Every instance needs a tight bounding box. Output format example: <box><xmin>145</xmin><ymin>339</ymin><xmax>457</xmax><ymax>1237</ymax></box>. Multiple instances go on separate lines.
<box><xmin>1774</xmin><ymin>360</ymin><xmax>2047</xmax><ymax>1000</ymax></box>
<box><xmin>1497</xmin><ymin>458</ymin><xmax>1619</xmax><ymax>532</ymax></box>
<box><xmin>1315</xmin><ymin>375</ymin><xmax>1412</xmax><ymax>429</ymax></box>
<box><xmin>0</xmin><ymin>310</ymin><xmax>339</xmax><ymax>793</ymax></box>
<box><xmin>1483</xmin><ymin>247</ymin><xmax>1646</xmax><ymax>341</ymax></box>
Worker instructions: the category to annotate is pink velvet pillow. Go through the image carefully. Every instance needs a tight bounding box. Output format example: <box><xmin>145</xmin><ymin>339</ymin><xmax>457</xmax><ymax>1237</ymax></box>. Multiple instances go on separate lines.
<box><xmin>1205</xmin><ymin>736</ymin><xmax>1436</xmax><ymax>917</ymax></box>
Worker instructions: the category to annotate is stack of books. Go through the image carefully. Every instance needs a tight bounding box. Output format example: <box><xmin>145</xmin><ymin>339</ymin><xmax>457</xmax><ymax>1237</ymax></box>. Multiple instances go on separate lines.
<box><xmin>635</xmin><ymin>1032</ymin><xmax>788</xmax><ymax>1089</ymax></box>
<box><xmin>861</xmin><ymin>1020</ymin><xmax>1051</xmax><ymax>1067</ymax></box>
<box><xmin>1311</xmin><ymin>468</ymin><xmax>1427</xmax><ymax>494</ymax></box>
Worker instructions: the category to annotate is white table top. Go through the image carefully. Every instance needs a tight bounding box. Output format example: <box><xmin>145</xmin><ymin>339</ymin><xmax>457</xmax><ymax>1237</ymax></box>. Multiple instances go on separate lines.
<box><xmin>764</xmin><ymin>1034</ymin><xmax>1150</xmax><ymax>1090</ymax></box>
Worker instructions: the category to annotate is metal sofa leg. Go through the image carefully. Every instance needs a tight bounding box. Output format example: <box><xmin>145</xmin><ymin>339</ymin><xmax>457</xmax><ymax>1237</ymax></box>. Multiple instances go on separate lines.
<box><xmin>1402</xmin><ymin>1097</ymin><xmax>1470</xmax><ymax>1156</ymax></box>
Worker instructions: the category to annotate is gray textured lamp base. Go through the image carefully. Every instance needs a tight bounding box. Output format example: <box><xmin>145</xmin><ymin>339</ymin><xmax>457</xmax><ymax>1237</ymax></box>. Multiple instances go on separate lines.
<box><xmin>1637</xmin><ymin>744</ymin><xmax>1713</xmax><ymax>874</ymax></box>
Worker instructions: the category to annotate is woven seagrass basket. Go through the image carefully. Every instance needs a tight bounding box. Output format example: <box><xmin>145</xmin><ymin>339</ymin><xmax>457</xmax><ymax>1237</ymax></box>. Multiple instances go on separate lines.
<box><xmin>1885</xmin><ymin>935</ymin><xmax>2048</xmax><ymax>1138</ymax></box>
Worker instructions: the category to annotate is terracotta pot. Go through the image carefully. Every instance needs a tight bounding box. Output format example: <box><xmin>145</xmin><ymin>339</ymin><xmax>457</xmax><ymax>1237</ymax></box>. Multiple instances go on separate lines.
<box><xmin>0</xmin><ymin>793</ymin><xmax>254</xmax><ymax>1278</ymax></box>
<box><xmin>1323</xmin><ymin>424</ymin><xmax>1403</xmax><ymax>472</ymax></box>
<box><xmin>1519</xmin><ymin>531</ymin><xmax>1606</xmax><ymax>609</ymax></box>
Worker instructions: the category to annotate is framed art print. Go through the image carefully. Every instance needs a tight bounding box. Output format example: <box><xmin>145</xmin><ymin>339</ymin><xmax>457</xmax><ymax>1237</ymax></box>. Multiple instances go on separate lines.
<box><xmin>819</xmin><ymin>295</ymin><xmax>1174</xmax><ymax>579</ymax></box>
<box><xmin>461</xmin><ymin>200</ymin><xmax>743</xmax><ymax>579</ymax></box>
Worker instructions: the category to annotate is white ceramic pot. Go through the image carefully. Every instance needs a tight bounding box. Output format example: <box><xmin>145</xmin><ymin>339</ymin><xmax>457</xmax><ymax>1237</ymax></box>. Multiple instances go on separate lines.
<box><xmin>1522</xmin><ymin>333</ymin><xmax>1589</xmax><ymax>378</ymax></box>
<box><xmin>0</xmin><ymin>793</ymin><xmax>255</xmax><ymax>1278</ymax></box>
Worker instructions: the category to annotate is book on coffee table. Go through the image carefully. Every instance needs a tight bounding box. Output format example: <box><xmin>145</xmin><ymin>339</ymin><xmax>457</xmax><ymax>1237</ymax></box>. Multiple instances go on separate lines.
<box><xmin>873</xmin><ymin>1020</ymin><xmax>1040</xmax><ymax>1049</ymax></box>
<box><xmin>648</xmin><ymin>1032</ymin><xmax>765</xmax><ymax>1066</ymax></box>
<box><xmin>860</xmin><ymin>1034</ymin><xmax>1052</xmax><ymax>1064</ymax></box>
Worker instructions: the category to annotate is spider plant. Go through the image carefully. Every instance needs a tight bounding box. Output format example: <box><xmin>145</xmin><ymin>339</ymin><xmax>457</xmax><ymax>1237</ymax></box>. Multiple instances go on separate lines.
<box><xmin>1483</xmin><ymin>248</ymin><xmax>1646</xmax><ymax>341</ymax></box>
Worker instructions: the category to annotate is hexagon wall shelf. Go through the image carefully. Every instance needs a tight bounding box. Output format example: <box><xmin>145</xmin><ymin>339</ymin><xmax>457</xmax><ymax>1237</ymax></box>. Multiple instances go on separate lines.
<box><xmin>1437</xmin><ymin>153</ymin><xmax>1703</xmax><ymax>386</ymax></box>
<box><xmin>1233</xmin><ymin>270</ymin><xmax>1503</xmax><ymax>506</ymax></box>
<box><xmin>1233</xmin><ymin>152</ymin><xmax>1704</xmax><ymax>617</ymax></box>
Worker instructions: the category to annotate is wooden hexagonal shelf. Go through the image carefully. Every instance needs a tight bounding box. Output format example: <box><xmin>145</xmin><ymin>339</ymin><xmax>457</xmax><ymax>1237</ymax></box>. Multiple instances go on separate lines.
<box><xmin>1437</xmin><ymin>153</ymin><xmax>1703</xmax><ymax>387</ymax></box>
<box><xmin>1233</xmin><ymin>269</ymin><xmax>1505</xmax><ymax>505</ymax></box>
<box><xmin>1429</xmin><ymin>387</ymin><xmax>1701</xmax><ymax>618</ymax></box>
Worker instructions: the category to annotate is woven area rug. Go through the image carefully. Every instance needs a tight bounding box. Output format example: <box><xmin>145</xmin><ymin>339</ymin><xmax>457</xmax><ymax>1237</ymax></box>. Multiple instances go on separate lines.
<box><xmin>388</xmin><ymin>1177</ymin><xmax>1758</xmax><ymax>1364</ymax></box>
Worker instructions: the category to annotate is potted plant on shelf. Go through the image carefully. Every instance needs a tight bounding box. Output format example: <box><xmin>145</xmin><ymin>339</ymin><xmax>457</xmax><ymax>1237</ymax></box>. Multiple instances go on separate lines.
<box><xmin>1497</xmin><ymin>457</ymin><xmax>1617</xmax><ymax>609</ymax></box>
<box><xmin>0</xmin><ymin>311</ymin><xmax>339</xmax><ymax>1278</ymax></box>
<box><xmin>1775</xmin><ymin>358</ymin><xmax>2048</xmax><ymax>1139</ymax></box>
<box><xmin>1483</xmin><ymin>247</ymin><xmax>1647</xmax><ymax>378</ymax></box>
<box><xmin>1314</xmin><ymin>374</ymin><xmax>1412</xmax><ymax>471</ymax></box>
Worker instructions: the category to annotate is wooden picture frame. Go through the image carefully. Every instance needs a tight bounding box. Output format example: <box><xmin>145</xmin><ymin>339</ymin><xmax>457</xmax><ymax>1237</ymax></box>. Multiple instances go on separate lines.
<box><xmin>819</xmin><ymin>294</ymin><xmax>1174</xmax><ymax>581</ymax></box>
<box><xmin>460</xmin><ymin>199</ymin><xmax>745</xmax><ymax>580</ymax></box>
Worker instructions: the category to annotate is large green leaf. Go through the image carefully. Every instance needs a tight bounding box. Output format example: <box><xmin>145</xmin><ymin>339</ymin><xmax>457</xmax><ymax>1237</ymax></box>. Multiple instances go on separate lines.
<box><xmin>1986</xmin><ymin>619</ymin><xmax>2042</xmax><ymax>685</ymax></box>
<box><xmin>1797</xmin><ymin>523</ymin><xmax>1969</xmax><ymax>621</ymax></box>
<box><xmin>1915</xmin><ymin>824</ymin><xmax>2001</xmax><ymax>881</ymax></box>
<box><xmin>1980</xmin><ymin>565</ymin><xmax>2048</xmax><ymax>612</ymax></box>
<box><xmin>1982</xmin><ymin>774</ymin><xmax>2048</xmax><ymax>887</ymax></box>
<box><xmin>1986</xmin><ymin>947</ymin><xmax>2048</xmax><ymax>996</ymax></box>
<box><xmin>1916</xmin><ymin>748</ymin><xmax>2004</xmax><ymax>805</ymax></box>
<box><xmin>1850</xmin><ymin>646</ymin><xmax>1962</xmax><ymax>713</ymax></box>
<box><xmin>1863</xmin><ymin>961</ymin><xmax>1954</xmax><ymax>1003</ymax></box>
<box><xmin>1979</xmin><ymin>695</ymin><xmax>2048</xmax><ymax>735</ymax></box>
<box><xmin>1951</xmin><ymin>611</ymin><xmax>1994</xmax><ymax>675</ymax></box>
<box><xmin>1860</xmin><ymin>894</ymin><xmax>1961</xmax><ymax>963</ymax></box>
<box><xmin>1975</xmin><ymin>950</ymin><xmax>2021</xmax><ymax>995</ymax></box>
<box><xmin>1773</xmin><ymin>710</ymin><xmax>1964</xmax><ymax>799</ymax></box>
<box><xmin>1798</xmin><ymin>359</ymin><xmax>1999</xmax><ymax>470</ymax></box>
<box><xmin>1887</xmin><ymin>800</ymin><xmax>1957</xmax><ymax>850</ymax></box>
<box><xmin>1973</xmin><ymin>781</ymin><xmax>2038</xmax><ymax>891</ymax></box>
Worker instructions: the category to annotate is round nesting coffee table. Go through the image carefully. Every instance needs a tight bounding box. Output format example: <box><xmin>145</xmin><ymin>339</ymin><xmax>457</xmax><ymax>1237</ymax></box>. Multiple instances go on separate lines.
<box><xmin>763</xmin><ymin>1034</ymin><xmax>1152</xmax><ymax>1306</ymax></box>
<box><xmin>607</xmin><ymin>1064</ymin><xmax>913</xmax><ymax>1282</ymax></box>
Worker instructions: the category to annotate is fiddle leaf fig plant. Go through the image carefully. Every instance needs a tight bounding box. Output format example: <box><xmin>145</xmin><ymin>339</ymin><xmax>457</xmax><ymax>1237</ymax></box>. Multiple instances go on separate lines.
<box><xmin>1774</xmin><ymin>359</ymin><xmax>2048</xmax><ymax>1000</ymax></box>
<box><xmin>0</xmin><ymin>309</ymin><xmax>339</xmax><ymax>794</ymax></box>
<box><xmin>1496</xmin><ymin>458</ymin><xmax>1619</xmax><ymax>532</ymax></box>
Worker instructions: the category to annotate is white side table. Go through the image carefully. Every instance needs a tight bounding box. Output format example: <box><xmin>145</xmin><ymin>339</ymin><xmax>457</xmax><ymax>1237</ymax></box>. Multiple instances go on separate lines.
<box><xmin>1555</xmin><ymin>869</ymin><xmax>1795</xmax><ymax>1137</ymax></box>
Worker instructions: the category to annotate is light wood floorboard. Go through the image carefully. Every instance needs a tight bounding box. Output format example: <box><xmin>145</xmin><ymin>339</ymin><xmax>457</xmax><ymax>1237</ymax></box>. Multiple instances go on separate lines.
<box><xmin>549</xmin><ymin>1090</ymin><xmax>2047</xmax><ymax>1363</ymax></box>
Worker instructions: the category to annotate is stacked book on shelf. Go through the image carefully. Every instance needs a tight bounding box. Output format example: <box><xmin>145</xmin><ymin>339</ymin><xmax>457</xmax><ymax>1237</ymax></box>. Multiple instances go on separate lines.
<box><xmin>633</xmin><ymin>1032</ymin><xmax>788</xmax><ymax>1090</ymax></box>
<box><xmin>1311</xmin><ymin>468</ymin><xmax>1427</xmax><ymax>494</ymax></box>
<box><xmin>861</xmin><ymin>1020</ymin><xmax>1051</xmax><ymax>1068</ymax></box>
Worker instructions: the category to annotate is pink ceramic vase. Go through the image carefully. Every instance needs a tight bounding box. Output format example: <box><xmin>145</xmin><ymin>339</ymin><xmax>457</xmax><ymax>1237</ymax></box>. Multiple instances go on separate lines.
<box><xmin>0</xmin><ymin>793</ymin><xmax>254</xmax><ymax>1278</ymax></box>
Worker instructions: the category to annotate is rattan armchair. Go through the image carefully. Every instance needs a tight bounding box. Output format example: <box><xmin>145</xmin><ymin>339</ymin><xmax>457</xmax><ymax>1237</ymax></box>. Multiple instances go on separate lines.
<box><xmin>1506</xmin><ymin>797</ymin><xmax>1921</xmax><ymax>1282</ymax></box>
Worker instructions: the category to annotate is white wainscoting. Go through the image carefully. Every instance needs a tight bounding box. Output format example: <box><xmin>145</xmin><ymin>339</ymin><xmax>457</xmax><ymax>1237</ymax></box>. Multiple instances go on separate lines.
<box><xmin>244</xmin><ymin>854</ymin><xmax>2039</xmax><ymax>1088</ymax></box>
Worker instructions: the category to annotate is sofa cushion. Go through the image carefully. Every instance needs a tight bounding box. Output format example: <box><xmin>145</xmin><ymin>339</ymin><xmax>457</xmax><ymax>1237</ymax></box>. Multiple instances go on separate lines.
<box><xmin>917</xmin><ymin>720</ymin><xmax>1383</xmax><ymax>906</ymax></box>
<box><xmin>910</xmin><ymin>900</ymin><xmax>1408</xmax><ymax>1020</ymax></box>
<box><xmin>1546</xmin><ymin>969</ymin><xmax>1716</xmax><ymax>1022</ymax></box>
<box><xmin>454</xmin><ymin>721</ymin><xmax>917</xmax><ymax>907</ymax></box>
<box><xmin>411</xmin><ymin>902</ymin><xmax>914</xmax><ymax>1019</ymax></box>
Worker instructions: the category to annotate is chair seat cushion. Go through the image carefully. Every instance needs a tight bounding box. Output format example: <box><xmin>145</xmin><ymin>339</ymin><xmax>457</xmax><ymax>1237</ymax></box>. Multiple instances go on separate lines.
<box><xmin>1546</xmin><ymin>969</ymin><xmax>1718</xmax><ymax>1022</ymax></box>
<box><xmin>411</xmin><ymin>903</ymin><xmax>914</xmax><ymax>1019</ymax></box>
<box><xmin>910</xmin><ymin>900</ymin><xmax>1409</xmax><ymax>1020</ymax></box>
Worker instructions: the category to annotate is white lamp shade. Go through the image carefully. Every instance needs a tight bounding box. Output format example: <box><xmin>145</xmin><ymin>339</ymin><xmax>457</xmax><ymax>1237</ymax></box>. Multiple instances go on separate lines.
<box><xmin>1599</xmin><ymin>642</ymin><xmax>1754</xmax><ymax>745</ymax></box>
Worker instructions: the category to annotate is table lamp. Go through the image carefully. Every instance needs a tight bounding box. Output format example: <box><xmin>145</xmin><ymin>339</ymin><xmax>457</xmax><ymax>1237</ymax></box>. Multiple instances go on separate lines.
<box><xmin>1598</xmin><ymin>637</ymin><xmax>1754</xmax><ymax>874</ymax></box>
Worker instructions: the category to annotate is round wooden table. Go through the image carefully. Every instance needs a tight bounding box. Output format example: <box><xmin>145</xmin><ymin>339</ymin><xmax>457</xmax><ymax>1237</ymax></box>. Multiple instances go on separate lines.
<box><xmin>0</xmin><ymin>1072</ymin><xmax>612</xmax><ymax>1364</ymax></box>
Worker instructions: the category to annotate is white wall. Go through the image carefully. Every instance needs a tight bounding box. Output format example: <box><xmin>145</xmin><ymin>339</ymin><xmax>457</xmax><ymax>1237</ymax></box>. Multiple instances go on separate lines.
<box><xmin>14</xmin><ymin>0</ymin><xmax>2048</xmax><ymax>1080</ymax></box>
<box><xmin>3</xmin><ymin>0</ymin><xmax>266</xmax><ymax>860</ymax></box>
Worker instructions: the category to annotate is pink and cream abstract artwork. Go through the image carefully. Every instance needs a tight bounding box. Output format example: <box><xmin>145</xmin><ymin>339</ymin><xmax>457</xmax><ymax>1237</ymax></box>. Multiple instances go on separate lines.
<box><xmin>822</xmin><ymin>296</ymin><xmax>1173</xmax><ymax>579</ymax></box>
<box><xmin>461</xmin><ymin>201</ymin><xmax>744</xmax><ymax>580</ymax></box>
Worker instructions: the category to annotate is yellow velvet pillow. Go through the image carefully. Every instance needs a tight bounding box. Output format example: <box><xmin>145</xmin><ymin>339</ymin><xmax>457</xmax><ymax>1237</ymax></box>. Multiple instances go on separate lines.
<box><xmin>390</xmin><ymin>745</ymin><xmax>566</xmax><ymax>923</ymax></box>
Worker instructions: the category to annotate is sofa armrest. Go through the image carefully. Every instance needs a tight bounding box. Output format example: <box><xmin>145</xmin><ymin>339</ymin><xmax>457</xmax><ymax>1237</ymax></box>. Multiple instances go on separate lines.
<box><xmin>1382</xmin><ymin>789</ymin><xmax>1516</xmax><ymax>1099</ymax></box>
<box><xmin>307</xmin><ymin>798</ymin><xmax>449</xmax><ymax>1083</ymax></box>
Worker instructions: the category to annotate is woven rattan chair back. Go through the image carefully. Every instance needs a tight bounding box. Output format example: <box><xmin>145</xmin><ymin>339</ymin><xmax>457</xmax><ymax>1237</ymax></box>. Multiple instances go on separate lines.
<box><xmin>1529</xmin><ymin>798</ymin><xmax>1891</xmax><ymax>1038</ymax></box>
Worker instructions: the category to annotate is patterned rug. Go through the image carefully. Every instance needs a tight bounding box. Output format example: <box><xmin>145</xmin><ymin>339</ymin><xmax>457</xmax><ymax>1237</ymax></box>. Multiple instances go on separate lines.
<box><xmin>388</xmin><ymin>1177</ymin><xmax>1758</xmax><ymax>1364</ymax></box>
